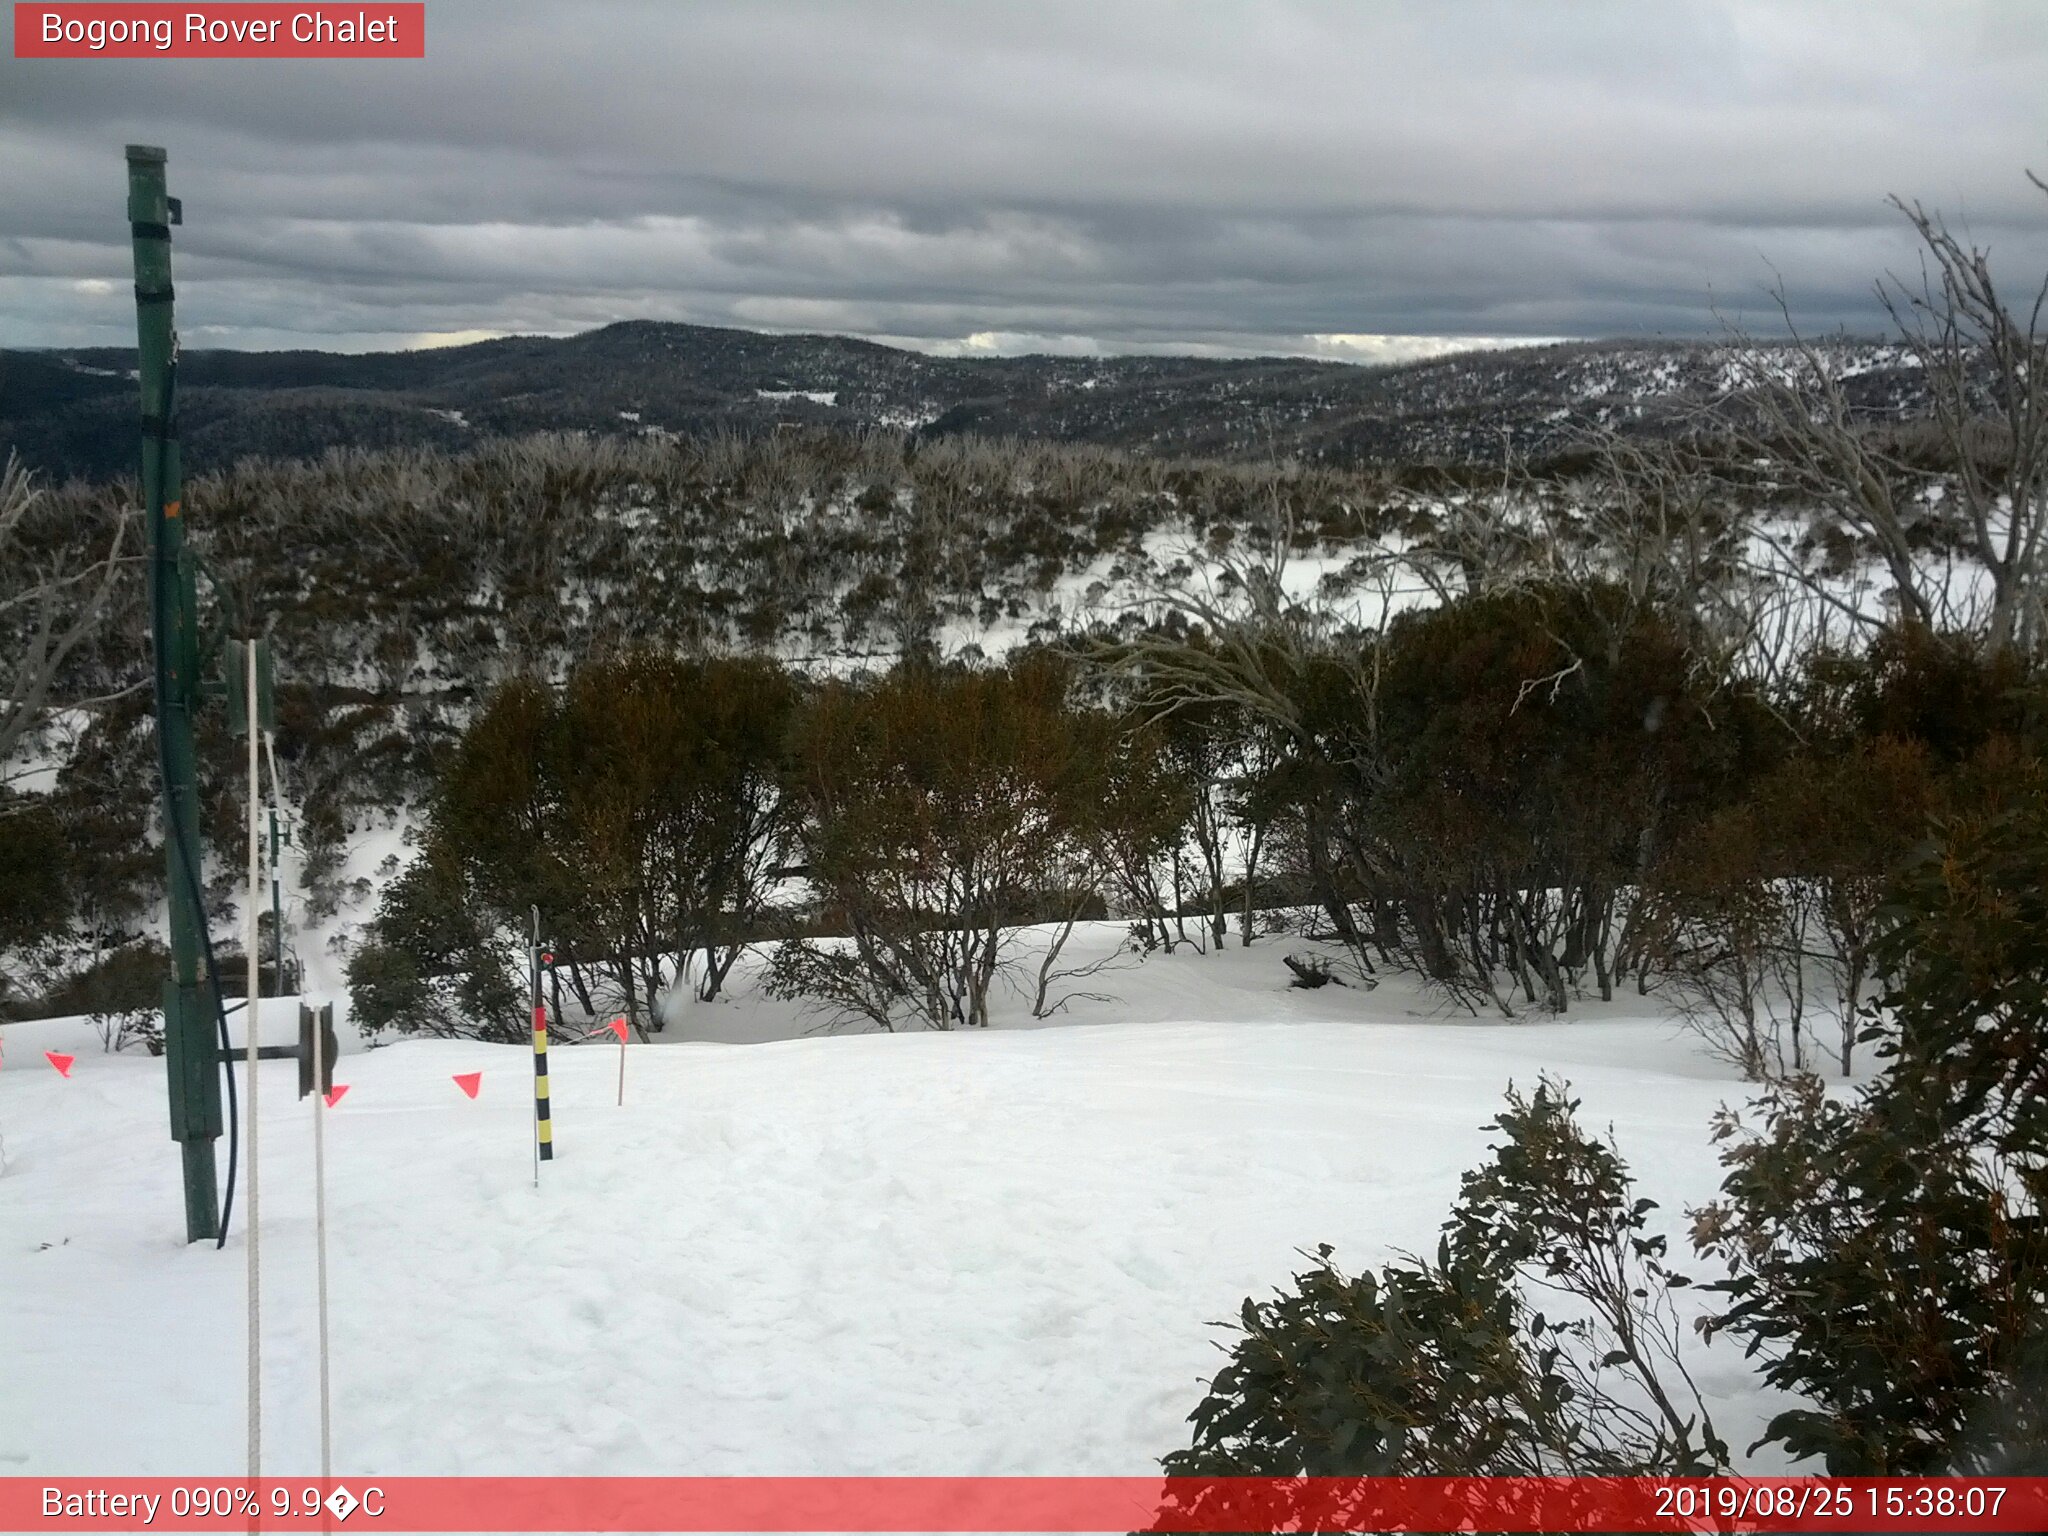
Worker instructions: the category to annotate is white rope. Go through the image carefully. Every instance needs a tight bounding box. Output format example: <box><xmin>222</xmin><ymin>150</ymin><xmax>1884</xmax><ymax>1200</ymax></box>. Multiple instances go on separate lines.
<box><xmin>244</xmin><ymin>643</ymin><xmax>262</xmax><ymax>1484</ymax></box>
<box><xmin>259</xmin><ymin>730</ymin><xmax>332</xmax><ymax>1483</ymax></box>
<box><xmin>309</xmin><ymin>918</ymin><xmax>333</xmax><ymax>1480</ymax></box>
<box><xmin>264</xmin><ymin>730</ymin><xmax>328</xmax><ymax>1476</ymax></box>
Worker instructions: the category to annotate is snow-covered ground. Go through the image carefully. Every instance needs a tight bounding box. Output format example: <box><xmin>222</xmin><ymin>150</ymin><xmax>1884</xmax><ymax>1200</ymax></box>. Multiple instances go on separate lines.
<box><xmin>0</xmin><ymin>929</ymin><xmax>1807</xmax><ymax>1477</ymax></box>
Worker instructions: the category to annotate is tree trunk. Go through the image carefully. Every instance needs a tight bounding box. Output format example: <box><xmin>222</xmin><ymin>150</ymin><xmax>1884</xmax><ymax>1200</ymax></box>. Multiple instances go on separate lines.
<box><xmin>1240</xmin><ymin>820</ymin><xmax>1266</xmax><ymax>946</ymax></box>
<box><xmin>1840</xmin><ymin>959</ymin><xmax>1864</xmax><ymax>1076</ymax></box>
<box><xmin>565</xmin><ymin>956</ymin><xmax>597</xmax><ymax>1018</ymax></box>
<box><xmin>701</xmin><ymin>941</ymin><xmax>739</xmax><ymax>1003</ymax></box>
<box><xmin>1032</xmin><ymin>913</ymin><xmax>1079</xmax><ymax>1018</ymax></box>
<box><xmin>1591</xmin><ymin>893</ymin><xmax>1615</xmax><ymax>1003</ymax></box>
<box><xmin>1407</xmin><ymin>892</ymin><xmax>1457</xmax><ymax>981</ymax></box>
<box><xmin>616</xmin><ymin>950</ymin><xmax>640</xmax><ymax>1041</ymax></box>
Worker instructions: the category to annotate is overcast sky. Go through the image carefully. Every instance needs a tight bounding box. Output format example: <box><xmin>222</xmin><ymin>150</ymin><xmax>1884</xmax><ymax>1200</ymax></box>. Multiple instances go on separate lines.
<box><xmin>3</xmin><ymin>0</ymin><xmax>2047</xmax><ymax>360</ymax></box>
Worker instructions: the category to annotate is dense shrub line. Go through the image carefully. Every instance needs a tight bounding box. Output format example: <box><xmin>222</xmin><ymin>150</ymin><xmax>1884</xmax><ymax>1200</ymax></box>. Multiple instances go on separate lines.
<box><xmin>5</xmin><ymin>394</ymin><xmax>2029</xmax><ymax>1029</ymax></box>
<box><xmin>337</xmin><ymin>587</ymin><xmax>2048</xmax><ymax>1077</ymax></box>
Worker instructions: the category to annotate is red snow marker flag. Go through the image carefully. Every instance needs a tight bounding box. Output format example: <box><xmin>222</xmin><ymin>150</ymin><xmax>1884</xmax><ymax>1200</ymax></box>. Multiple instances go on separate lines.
<box><xmin>452</xmin><ymin>1071</ymin><xmax>482</xmax><ymax>1099</ymax></box>
<box><xmin>324</xmin><ymin>1084</ymin><xmax>349</xmax><ymax>1108</ymax></box>
<box><xmin>608</xmin><ymin>1018</ymin><xmax>629</xmax><ymax>1043</ymax></box>
<box><xmin>44</xmin><ymin>1050</ymin><xmax>73</xmax><ymax>1077</ymax></box>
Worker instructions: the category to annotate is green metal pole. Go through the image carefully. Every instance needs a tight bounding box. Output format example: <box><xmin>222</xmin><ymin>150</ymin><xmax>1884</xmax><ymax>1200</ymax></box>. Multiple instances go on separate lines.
<box><xmin>129</xmin><ymin>144</ymin><xmax>222</xmax><ymax>1244</ymax></box>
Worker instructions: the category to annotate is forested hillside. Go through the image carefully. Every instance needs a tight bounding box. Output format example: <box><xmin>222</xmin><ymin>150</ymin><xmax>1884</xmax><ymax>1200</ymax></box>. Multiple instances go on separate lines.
<box><xmin>1</xmin><ymin>325</ymin><xmax>1935</xmax><ymax>483</ymax></box>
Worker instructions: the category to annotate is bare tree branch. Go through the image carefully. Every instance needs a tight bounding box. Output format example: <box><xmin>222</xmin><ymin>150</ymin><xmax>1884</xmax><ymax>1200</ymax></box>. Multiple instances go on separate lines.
<box><xmin>0</xmin><ymin>454</ymin><xmax>132</xmax><ymax>774</ymax></box>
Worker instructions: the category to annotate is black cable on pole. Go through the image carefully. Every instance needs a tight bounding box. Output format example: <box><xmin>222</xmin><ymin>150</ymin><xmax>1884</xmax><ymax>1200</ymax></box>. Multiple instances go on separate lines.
<box><xmin>147</xmin><ymin>358</ymin><xmax>241</xmax><ymax>1248</ymax></box>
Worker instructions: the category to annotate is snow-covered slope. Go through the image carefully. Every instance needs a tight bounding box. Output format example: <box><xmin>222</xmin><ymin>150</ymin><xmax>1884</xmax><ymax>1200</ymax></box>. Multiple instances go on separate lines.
<box><xmin>0</xmin><ymin>932</ymin><xmax>1805</xmax><ymax>1477</ymax></box>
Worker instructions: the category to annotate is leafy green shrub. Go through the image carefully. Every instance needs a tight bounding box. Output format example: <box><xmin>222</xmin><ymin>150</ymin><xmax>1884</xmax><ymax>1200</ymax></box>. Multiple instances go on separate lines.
<box><xmin>89</xmin><ymin>1003</ymin><xmax>162</xmax><ymax>1055</ymax></box>
<box><xmin>36</xmin><ymin>939</ymin><xmax>167</xmax><ymax>1021</ymax></box>
<box><xmin>1692</xmin><ymin>745</ymin><xmax>2048</xmax><ymax>1473</ymax></box>
<box><xmin>0</xmin><ymin>798</ymin><xmax>70</xmax><ymax>958</ymax></box>
<box><xmin>348</xmin><ymin>854</ymin><xmax>525</xmax><ymax>1042</ymax></box>
<box><xmin>1161</xmin><ymin>1080</ymin><xmax>1725</xmax><ymax>1483</ymax></box>
<box><xmin>342</xmin><ymin>938</ymin><xmax>436</xmax><ymax>1039</ymax></box>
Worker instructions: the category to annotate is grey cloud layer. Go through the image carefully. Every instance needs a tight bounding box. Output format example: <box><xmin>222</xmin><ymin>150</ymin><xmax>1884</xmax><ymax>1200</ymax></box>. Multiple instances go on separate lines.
<box><xmin>3</xmin><ymin>1</ymin><xmax>2046</xmax><ymax>353</ymax></box>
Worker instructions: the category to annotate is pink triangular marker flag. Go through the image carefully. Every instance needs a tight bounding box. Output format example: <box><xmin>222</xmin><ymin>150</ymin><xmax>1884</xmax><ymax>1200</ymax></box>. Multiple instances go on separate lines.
<box><xmin>608</xmin><ymin>1018</ymin><xmax>629</xmax><ymax>1043</ymax></box>
<box><xmin>452</xmin><ymin>1071</ymin><xmax>482</xmax><ymax>1100</ymax></box>
<box><xmin>324</xmin><ymin>1084</ymin><xmax>349</xmax><ymax>1108</ymax></box>
<box><xmin>45</xmin><ymin>1051</ymin><xmax>74</xmax><ymax>1078</ymax></box>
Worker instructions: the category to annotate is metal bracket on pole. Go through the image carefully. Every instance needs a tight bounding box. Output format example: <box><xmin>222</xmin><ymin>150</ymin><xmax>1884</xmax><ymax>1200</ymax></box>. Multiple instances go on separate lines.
<box><xmin>216</xmin><ymin>1002</ymin><xmax>331</xmax><ymax>1102</ymax></box>
<box><xmin>222</xmin><ymin>638</ymin><xmax>276</xmax><ymax>735</ymax></box>
<box><xmin>297</xmin><ymin>1003</ymin><xmax>337</xmax><ymax>1100</ymax></box>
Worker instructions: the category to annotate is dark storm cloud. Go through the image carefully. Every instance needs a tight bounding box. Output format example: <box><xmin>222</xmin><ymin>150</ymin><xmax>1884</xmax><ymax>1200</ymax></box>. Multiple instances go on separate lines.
<box><xmin>3</xmin><ymin>0</ymin><xmax>2047</xmax><ymax>355</ymax></box>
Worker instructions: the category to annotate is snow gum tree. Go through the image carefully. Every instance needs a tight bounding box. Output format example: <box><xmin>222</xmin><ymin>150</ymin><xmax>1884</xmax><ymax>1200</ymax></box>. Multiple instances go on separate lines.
<box><xmin>769</xmin><ymin>657</ymin><xmax>1123</xmax><ymax>1031</ymax></box>
<box><xmin>1641</xmin><ymin>625</ymin><xmax>2038</xmax><ymax>1080</ymax></box>
<box><xmin>0</xmin><ymin>453</ymin><xmax>129</xmax><ymax>771</ymax></box>
<box><xmin>1086</xmin><ymin>714</ymin><xmax>1196</xmax><ymax>956</ymax></box>
<box><xmin>351</xmin><ymin>651</ymin><xmax>796</xmax><ymax>1038</ymax></box>
<box><xmin>550</xmin><ymin>650</ymin><xmax>797</xmax><ymax>1015</ymax></box>
<box><xmin>1362</xmin><ymin>582</ymin><xmax>1738</xmax><ymax>1013</ymax></box>
<box><xmin>1724</xmin><ymin>174</ymin><xmax>2048</xmax><ymax>661</ymax></box>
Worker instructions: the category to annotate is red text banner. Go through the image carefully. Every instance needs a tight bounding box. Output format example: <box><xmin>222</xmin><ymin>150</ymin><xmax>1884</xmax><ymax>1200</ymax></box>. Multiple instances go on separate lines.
<box><xmin>15</xmin><ymin>5</ymin><xmax>425</xmax><ymax>58</ymax></box>
<box><xmin>4</xmin><ymin>1476</ymin><xmax>2046</xmax><ymax>1532</ymax></box>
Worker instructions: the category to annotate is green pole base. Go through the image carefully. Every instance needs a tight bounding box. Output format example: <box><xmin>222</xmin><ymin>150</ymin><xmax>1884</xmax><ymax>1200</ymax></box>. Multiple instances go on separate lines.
<box><xmin>178</xmin><ymin>1137</ymin><xmax>220</xmax><ymax>1244</ymax></box>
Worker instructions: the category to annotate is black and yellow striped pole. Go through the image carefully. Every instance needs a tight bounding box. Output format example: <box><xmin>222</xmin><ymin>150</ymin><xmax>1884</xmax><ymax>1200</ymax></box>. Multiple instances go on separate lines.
<box><xmin>529</xmin><ymin>905</ymin><xmax>554</xmax><ymax>1182</ymax></box>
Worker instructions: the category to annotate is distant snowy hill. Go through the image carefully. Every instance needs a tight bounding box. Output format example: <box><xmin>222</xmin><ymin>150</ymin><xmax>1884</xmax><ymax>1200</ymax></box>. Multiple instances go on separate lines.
<box><xmin>1</xmin><ymin>323</ymin><xmax>1929</xmax><ymax>482</ymax></box>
